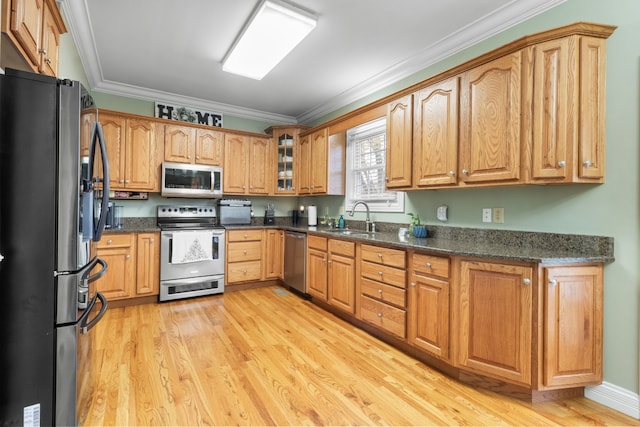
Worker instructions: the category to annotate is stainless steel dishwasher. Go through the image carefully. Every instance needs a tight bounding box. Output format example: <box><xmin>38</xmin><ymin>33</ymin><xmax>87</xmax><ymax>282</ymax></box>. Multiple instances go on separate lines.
<box><xmin>284</xmin><ymin>231</ymin><xmax>307</xmax><ymax>295</ymax></box>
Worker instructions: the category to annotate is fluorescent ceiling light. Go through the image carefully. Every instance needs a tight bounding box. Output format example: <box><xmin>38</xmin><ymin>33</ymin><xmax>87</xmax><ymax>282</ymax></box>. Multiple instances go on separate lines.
<box><xmin>222</xmin><ymin>0</ymin><xmax>317</xmax><ymax>80</ymax></box>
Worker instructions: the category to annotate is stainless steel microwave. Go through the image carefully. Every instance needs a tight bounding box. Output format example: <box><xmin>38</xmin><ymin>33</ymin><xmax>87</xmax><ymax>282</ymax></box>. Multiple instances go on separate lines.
<box><xmin>161</xmin><ymin>162</ymin><xmax>223</xmax><ymax>198</ymax></box>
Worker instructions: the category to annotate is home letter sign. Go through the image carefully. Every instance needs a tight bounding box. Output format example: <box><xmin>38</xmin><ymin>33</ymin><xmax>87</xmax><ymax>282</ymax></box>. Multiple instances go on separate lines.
<box><xmin>155</xmin><ymin>102</ymin><xmax>223</xmax><ymax>128</ymax></box>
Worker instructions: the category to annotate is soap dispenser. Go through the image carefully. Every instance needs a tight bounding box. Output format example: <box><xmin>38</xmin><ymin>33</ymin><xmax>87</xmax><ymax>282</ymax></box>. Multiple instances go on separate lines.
<box><xmin>338</xmin><ymin>214</ymin><xmax>345</xmax><ymax>229</ymax></box>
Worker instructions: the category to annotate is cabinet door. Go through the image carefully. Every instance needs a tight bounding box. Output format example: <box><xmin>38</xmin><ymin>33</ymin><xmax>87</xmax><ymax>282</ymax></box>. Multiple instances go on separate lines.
<box><xmin>458</xmin><ymin>260</ymin><xmax>533</xmax><ymax>385</ymax></box>
<box><xmin>298</xmin><ymin>134</ymin><xmax>312</xmax><ymax>194</ymax></box>
<box><xmin>95</xmin><ymin>234</ymin><xmax>136</xmax><ymax>300</ymax></box>
<box><xmin>307</xmin><ymin>247</ymin><xmax>327</xmax><ymax>300</ymax></box>
<box><xmin>414</xmin><ymin>77</ymin><xmax>459</xmax><ymax>187</ymax></box>
<box><xmin>274</xmin><ymin>130</ymin><xmax>298</xmax><ymax>194</ymax></box>
<box><xmin>10</xmin><ymin>0</ymin><xmax>43</xmax><ymax>66</ymax></box>
<box><xmin>223</xmin><ymin>134</ymin><xmax>249</xmax><ymax>194</ymax></box>
<box><xmin>310</xmin><ymin>129</ymin><xmax>328</xmax><ymax>193</ymax></box>
<box><xmin>460</xmin><ymin>52</ymin><xmax>522</xmax><ymax>183</ymax></box>
<box><xmin>328</xmin><ymin>253</ymin><xmax>356</xmax><ymax>314</ymax></box>
<box><xmin>386</xmin><ymin>95</ymin><xmax>413</xmax><ymax>188</ymax></box>
<box><xmin>408</xmin><ymin>275</ymin><xmax>450</xmax><ymax>360</ymax></box>
<box><xmin>195</xmin><ymin>129</ymin><xmax>223</xmax><ymax>165</ymax></box>
<box><xmin>248</xmin><ymin>137</ymin><xmax>270</xmax><ymax>194</ymax></box>
<box><xmin>39</xmin><ymin>2</ymin><xmax>60</xmax><ymax>76</ymax></box>
<box><xmin>136</xmin><ymin>233</ymin><xmax>159</xmax><ymax>296</ymax></box>
<box><xmin>264</xmin><ymin>229</ymin><xmax>283</xmax><ymax>279</ymax></box>
<box><xmin>531</xmin><ymin>37</ymin><xmax>574</xmax><ymax>181</ymax></box>
<box><xmin>543</xmin><ymin>265</ymin><xmax>603</xmax><ymax>387</ymax></box>
<box><xmin>164</xmin><ymin>124</ymin><xmax>196</xmax><ymax>163</ymax></box>
<box><xmin>99</xmin><ymin>113</ymin><xmax>126</xmax><ymax>188</ymax></box>
<box><xmin>578</xmin><ymin>37</ymin><xmax>606</xmax><ymax>180</ymax></box>
<box><xmin>125</xmin><ymin>119</ymin><xmax>157</xmax><ymax>190</ymax></box>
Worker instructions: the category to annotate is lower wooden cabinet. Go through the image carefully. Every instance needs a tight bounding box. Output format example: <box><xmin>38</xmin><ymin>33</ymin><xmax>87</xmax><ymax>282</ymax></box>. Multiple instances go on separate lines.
<box><xmin>541</xmin><ymin>265</ymin><xmax>603</xmax><ymax>388</ymax></box>
<box><xmin>307</xmin><ymin>235</ymin><xmax>328</xmax><ymax>300</ymax></box>
<box><xmin>407</xmin><ymin>252</ymin><xmax>451</xmax><ymax>360</ymax></box>
<box><xmin>226</xmin><ymin>229</ymin><xmax>263</xmax><ymax>284</ymax></box>
<box><xmin>457</xmin><ymin>259</ymin><xmax>533</xmax><ymax>386</ymax></box>
<box><xmin>95</xmin><ymin>232</ymin><xmax>160</xmax><ymax>301</ymax></box>
<box><xmin>263</xmin><ymin>229</ymin><xmax>284</xmax><ymax>279</ymax></box>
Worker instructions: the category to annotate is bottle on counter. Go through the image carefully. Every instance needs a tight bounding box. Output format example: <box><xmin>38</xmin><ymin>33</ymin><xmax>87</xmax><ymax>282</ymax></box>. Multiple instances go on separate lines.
<box><xmin>338</xmin><ymin>214</ymin><xmax>345</xmax><ymax>229</ymax></box>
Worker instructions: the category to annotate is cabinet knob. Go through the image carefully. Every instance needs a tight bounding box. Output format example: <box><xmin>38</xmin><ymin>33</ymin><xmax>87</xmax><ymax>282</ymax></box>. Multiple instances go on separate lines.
<box><xmin>377</xmin><ymin>253</ymin><xmax>383</xmax><ymax>258</ymax></box>
<box><xmin>448</xmin><ymin>170</ymin><xmax>455</xmax><ymax>176</ymax></box>
<box><xmin>410</xmin><ymin>282</ymin><xmax>415</xmax><ymax>287</ymax></box>
<box><xmin>462</xmin><ymin>169</ymin><xmax>469</xmax><ymax>175</ymax></box>
<box><xmin>125</xmin><ymin>180</ymin><xmax>130</xmax><ymax>183</ymax></box>
<box><xmin>523</xmin><ymin>278</ymin><xmax>531</xmax><ymax>285</ymax></box>
<box><xmin>243</xmin><ymin>185</ymin><xmax>246</xmax><ymax>189</ymax></box>
<box><xmin>243</xmin><ymin>234</ymin><xmax>248</xmax><ymax>239</ymax></box>
<box><xmin>549</xmin><ymin>279</ymin><xmax>558</xmax><ymax>286</ymax></box>
<box><xmin>44</xmin><ymin>58</ymin><xmax>52</xmax><ymax>64</ymax></box>
<box><xmin>243</xmin><ymin>250</ymin><xmax>247</xmax><ymax>255</ymax></box>
<box><xmin>125</xmin><ymin>255</ymin><xmax>131</xmax><ymax>260</ymax></box>
<box><xmin>583</xmin><ymin>160</ymin><xmax>593</xmax><ymax>167</ymax></box>
<box><xmin>119</xmin><ymin>180</ymin><xmax>125</xmax><ymax>184</ymax></box>
<box><xmin>107</xmin><ymin>239</ymin><xmax>113</xmax><ymax>245</ymax></box>
<box><xmin>425</xmin><ymin>262</ymin><xmax>432</xmax><ymax>268</ymax></box>
<box><xmin>39</xmin><ymin>49</ymin><xmax>48</xmax><ymax>55</ymax></box>
<box><xmin>323</xmin><ymin>258</ymin><xmax>327</xmax><ymax>263</ymax></box>
<box><xmin>557</xmin><ymin>160</ymin><xmax>566</xmax><ymax>167</ymax></box>
<box><xmin>378</xmin><ymin>271</ymin><xmax>383</xmax><ymax>276</ymax></box>
<box><xmin>377</xmin><ymin>312</ymin><xmax>383</xmax><ymax>318</ymax></box>
<box><xmin>150</xmin><ymin>238</ymin><xmax>154</xmax><ymax>243</ymax></box>
<box><xmin>377</xmin><ymin>289</ymin><xmax>383</xmax><ymax>294</ymax></box>
<box><xmin>385</xmin><ymin>177</ymin><xmax>390</xmax><ymax>182</ymax></box>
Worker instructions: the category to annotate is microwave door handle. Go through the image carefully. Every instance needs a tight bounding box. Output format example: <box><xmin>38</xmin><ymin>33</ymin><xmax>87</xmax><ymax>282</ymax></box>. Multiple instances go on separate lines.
<box><xmin>93</xmin><ymin>122</ymin><xmax>110</xmax><ymax>241</ymax></box>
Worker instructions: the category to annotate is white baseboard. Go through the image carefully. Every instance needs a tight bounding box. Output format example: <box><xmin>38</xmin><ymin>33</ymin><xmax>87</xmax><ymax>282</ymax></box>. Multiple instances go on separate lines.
<box><xmin>585</xmin><ymin>382</ymin><xmax>640</xmax><ymax>419</ymax></box>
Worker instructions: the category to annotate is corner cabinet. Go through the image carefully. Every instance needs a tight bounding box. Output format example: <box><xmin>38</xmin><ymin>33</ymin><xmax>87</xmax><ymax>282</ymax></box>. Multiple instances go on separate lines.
<box><xmin>1</xmin><ymin>0</ymin><xmax>66</xmax><ymax>76</ymax></box>
<box><xmin>266</xmin><ymin>126</ymin><xmax>308</xmax><ymax>195</ymax></box>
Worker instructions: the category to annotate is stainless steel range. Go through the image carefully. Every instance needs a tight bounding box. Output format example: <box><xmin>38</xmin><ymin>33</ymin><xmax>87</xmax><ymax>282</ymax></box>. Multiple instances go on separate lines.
<box><xmin>157</xmin><ymin>205</ymin><xmax>225</xmax><ymax>301</ymax></box>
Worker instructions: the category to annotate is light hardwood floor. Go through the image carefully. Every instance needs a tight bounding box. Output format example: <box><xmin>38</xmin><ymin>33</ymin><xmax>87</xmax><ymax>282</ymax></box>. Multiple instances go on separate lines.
<box><xmin>81</xmin><ymin>286</ymin><xmax>638</xmax><ymax>426</ymax></box>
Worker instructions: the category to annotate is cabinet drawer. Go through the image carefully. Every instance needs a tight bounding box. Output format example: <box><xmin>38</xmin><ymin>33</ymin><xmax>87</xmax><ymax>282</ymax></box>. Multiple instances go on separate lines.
<box><xmin>308</xmin><ymin>235</ymin><xmax>327</xmax><ymax>251</ymax></box>
<box><xmin>227</xmin><ymin>241</ymin><xmax>262</xmax><ymax>262</ymax></box>
<box><xmin>360</xmin><ymin>295</ymin><xmax>406</xmax><ymax>338</ymax></box>
<box><xmin>227</xmin><ymin>229</ymin><xmax>263</xmax><ymax>242</ymax></box>
<box><xmin>361</xmin><ymin>244</ymin><xmax>406</xmax><ymax>268</ymax></box>
<box><xmin>98</xmin><ymin>233</ymin><xmax>136</xmax><ymax>248</ymax></box>
<box><xmin>361</xmin><ymin>261</ymin><xmax>406</xmax><ymax>288</ymax></box>
<box><xmin>412</xmin><ymin>253</ymin><xmax>450</xmax><ymax>279</ymax></box>
<box><xmin>329</xmin><ymin>239</ymin><xmax>355</xmax><ymax>257</ymax></box>
<box><xmin>227</xmin><ymin>260</ymin><xmax>262</xmax><ymax>282</ymax></box>
<box><xmin>361</xmin><ymin>277</ymin><xmax>406</xmax><ymax>308</ymax></box>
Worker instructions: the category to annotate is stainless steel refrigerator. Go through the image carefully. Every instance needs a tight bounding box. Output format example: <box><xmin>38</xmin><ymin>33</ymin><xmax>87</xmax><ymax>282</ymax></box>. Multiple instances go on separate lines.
<box><xmin>0</xmin><ymin>68</ymin><xmax>110</xmax><ymax>426</ymax></box>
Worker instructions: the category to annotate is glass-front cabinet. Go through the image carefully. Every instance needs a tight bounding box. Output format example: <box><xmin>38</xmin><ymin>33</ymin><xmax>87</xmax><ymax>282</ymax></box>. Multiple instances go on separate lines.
<box><xmin>266</xmin><ymin>126</ymin><xmax>308</xmax><ymax>195</ymax></box>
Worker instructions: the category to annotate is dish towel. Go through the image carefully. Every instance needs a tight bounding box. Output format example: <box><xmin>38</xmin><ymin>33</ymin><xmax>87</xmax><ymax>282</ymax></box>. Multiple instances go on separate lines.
<box><xmin>171</xmin><ymin>231</ymin><xmax>213</xmax><ymax>264</ymax></box>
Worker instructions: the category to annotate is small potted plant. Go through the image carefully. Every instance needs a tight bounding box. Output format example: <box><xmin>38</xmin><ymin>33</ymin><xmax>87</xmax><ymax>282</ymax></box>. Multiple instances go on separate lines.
<box><xmin>407</xmin><ymin>212</ymin><xmax>427</xmax><ymax>238</ymax></box>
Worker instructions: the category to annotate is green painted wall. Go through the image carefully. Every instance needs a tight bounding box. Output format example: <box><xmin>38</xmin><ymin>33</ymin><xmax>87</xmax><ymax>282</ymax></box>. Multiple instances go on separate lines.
<box><xmin>59</xmin><ymin>0</ymin><xmax>640</xmax><ymax>395</ymax></box>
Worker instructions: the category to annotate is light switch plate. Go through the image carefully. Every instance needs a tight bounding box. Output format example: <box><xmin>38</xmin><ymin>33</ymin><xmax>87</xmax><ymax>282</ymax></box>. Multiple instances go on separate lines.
<box><xmin>437</xmin><ymin>205</ymin><xmax>448</xmax><ymax>221</ymax></box>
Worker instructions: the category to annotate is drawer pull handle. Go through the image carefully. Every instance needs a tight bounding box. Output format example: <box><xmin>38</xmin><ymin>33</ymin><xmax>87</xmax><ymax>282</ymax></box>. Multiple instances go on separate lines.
<box><xmin>377</xmin><ymin>312</ymin><xmax>383</xmax><ymax>318</ymax></box>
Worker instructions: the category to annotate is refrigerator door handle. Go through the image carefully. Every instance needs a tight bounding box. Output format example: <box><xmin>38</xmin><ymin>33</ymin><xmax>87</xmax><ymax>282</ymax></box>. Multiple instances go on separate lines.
<box><xmin>87</xmin><ymin>122</ymin><xmax>110</xmax><ymax>241</ymax></box>
<box><xmin>86</xmin><ymin>257</ymin><xmax>107</xmax><ymax>283</ymax></box>
<box><xmin>80</xmin><ymin>292</ymin><xmax>108</xmax><ymax>334</ymax></box>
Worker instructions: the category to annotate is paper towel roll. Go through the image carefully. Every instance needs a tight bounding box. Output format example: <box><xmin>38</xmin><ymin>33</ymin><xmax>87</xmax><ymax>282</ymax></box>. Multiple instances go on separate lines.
<box><xmin>307</xmin><ymin>205</ymin><xmax>317</xmax><ymax>226</ymax></box>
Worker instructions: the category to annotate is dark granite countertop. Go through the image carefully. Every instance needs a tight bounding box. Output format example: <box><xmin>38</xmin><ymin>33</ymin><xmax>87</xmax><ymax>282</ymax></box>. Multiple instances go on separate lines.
<box><xmin>110</xmin><ymin>217</ymin><xmax>614</xmax><ymax>264</ymax></box>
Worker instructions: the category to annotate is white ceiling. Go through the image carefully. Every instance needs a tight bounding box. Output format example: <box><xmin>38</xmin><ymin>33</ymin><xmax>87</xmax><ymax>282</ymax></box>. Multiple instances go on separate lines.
<box><xmin>58</xmin><ymin>0</ymin><xmax>565</xmax><ymax>125</ymax></box>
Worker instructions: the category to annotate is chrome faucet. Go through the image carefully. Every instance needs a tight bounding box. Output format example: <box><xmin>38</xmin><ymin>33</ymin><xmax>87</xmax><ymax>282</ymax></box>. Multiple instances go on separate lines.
<box><xmin>349</xmin><ymin>201</ymin><xmax>374</xmax><ymax>232</ymax></box>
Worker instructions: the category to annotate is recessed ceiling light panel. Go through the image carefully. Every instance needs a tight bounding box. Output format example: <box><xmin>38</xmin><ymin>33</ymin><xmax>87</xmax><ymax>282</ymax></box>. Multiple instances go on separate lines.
<box><xmin>222</xmin><ymin>0</ymin><xmax>317</xmax><ymax>80</ymax></box>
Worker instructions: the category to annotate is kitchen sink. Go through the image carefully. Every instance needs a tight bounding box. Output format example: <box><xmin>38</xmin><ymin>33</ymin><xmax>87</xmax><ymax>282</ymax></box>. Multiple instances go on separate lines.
<box><xmin>323</xmin><ymin>229</ymin><xmax>375</xmax><ymax>237</ymax></box>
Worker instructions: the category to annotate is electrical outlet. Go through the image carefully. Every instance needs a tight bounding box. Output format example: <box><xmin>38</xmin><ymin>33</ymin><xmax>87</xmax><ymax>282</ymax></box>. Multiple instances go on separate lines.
<box><xmin>493</xmin><ymin>207</ymin><xmax>504</xmax><ymax>224</ymax></box>
<box><xmin>437</xmin><ymin>205</ymin><xmax>448</xmax><ymax>221</ymax></box>
<box><xmin>482</xmin><ymin>208</ymin><xmax>492</xmax><ymax>223</ymax></box>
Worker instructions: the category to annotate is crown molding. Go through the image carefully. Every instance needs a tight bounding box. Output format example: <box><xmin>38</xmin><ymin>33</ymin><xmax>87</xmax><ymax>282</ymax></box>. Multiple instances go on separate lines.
<box><xmin>58</xmin><ymin>0</ymin><xmax>565</xmax><ymax>126</ymax></box>
<box><xmin>295</xmin><ymin>0</ymin><xmax>567</xmax><ymax>124</ymax></box>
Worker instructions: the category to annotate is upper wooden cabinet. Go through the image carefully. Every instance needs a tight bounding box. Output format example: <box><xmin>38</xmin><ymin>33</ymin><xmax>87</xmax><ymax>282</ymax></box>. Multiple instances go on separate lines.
<box><xmin>1</xmin><ymin>0</ymin><xmax>66</xmax><ymax>76</ymax></box>
<box><xmin>266</xmin><ymin>126</ymin><xmax>308</xmax><ymax>195</ymax></box>
<box><xmin>223</xmin><ymin>133</ymin><xmax>270</xmax><ymax>195</ymax></box>
<box><xmin>298</xmin><ymin>128</ymin><xmax>345</xmax><ymax>195</ymax></box>
<box><xmin>96</xmin><ymin>112</ymin><xmax>160</xmax><ymax>192</ymax></box>
<box><xmin>385</xmin><ymin>95</ymin><xmax>413</xmax><ymax>189</ymax></box>
<box><xmin>459</xmin><ymin>51</ymin><xmax>523</xmax><ymax>185</ymax></box>
<box><xmin>164</xmin><ymin>124</ymin><xmax>223</xmax><ymax>166</ymax></box>
<box><xmin>413</xmin><ymin>77</ymin><xmax>460</xmax><ymax>188</ymax></box>
<box><xmin>528</xmin><ymin>35</ymin><xmax>607</xmax><ymax>183</ymax></box>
